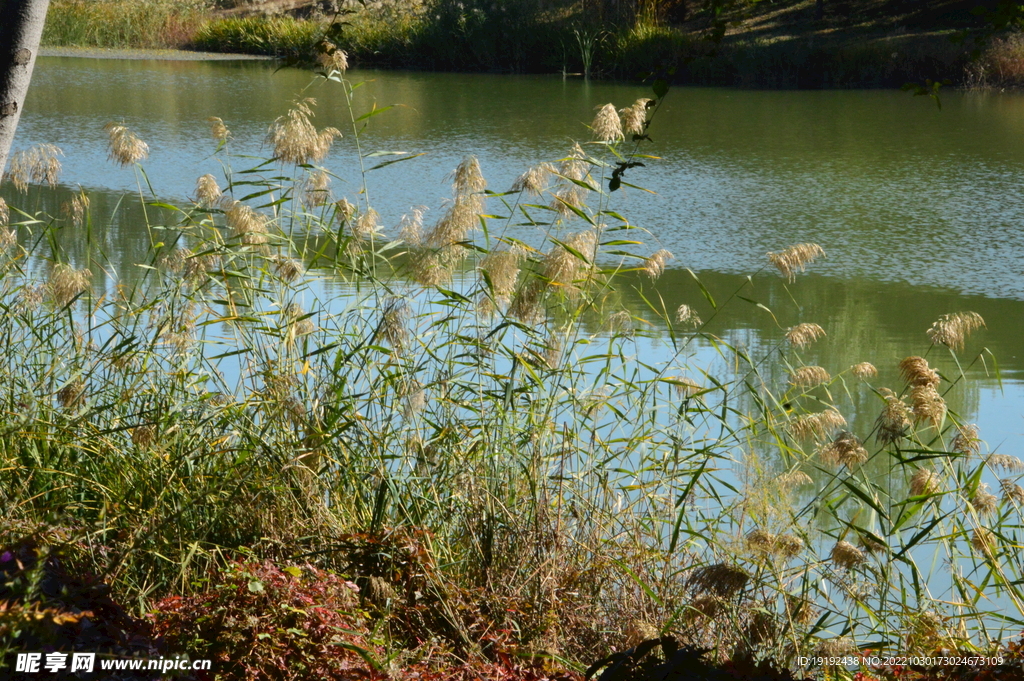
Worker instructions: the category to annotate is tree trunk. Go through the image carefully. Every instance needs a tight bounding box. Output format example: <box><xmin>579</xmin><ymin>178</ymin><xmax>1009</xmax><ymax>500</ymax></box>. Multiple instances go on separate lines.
<box><xmin>0</xmin><ymin>0</ymin><xmax>51</xmax><ymax>182</ymax></box>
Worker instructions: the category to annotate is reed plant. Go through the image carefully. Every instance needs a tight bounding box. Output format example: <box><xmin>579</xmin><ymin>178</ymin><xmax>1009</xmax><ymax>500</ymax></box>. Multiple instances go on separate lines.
<box><xmin>42</xmin><ymin>0</ymin><xmax>211</xmax><ymax>49</ymax></box>
<box><xmin>1</xmin><ymin>53</ymin><xmax>1022</xmax><ymax>676</ymax></box>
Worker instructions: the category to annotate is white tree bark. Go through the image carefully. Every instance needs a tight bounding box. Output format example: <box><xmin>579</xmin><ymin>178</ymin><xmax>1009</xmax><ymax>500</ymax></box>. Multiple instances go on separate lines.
<box><xmin>0</xmin><ymin>0</ymin><xmax>51</xmax><ymax>181</ymax></box>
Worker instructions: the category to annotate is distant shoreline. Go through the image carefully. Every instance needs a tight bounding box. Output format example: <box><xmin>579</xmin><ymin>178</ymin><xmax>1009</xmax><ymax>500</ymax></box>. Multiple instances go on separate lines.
<box><xmin>39</xmin><ymin>46</ymin><xmax>272</xmax><ymax>61</ymax></box>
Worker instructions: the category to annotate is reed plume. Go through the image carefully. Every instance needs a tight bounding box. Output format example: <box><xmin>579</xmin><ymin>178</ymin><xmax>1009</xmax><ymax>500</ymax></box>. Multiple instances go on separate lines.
<box><xmin>335</xmin><ymin>198</ymin><xmax>357</xmax><ymax>223</ymax></box>
<box><xmin>591</xmin><ymin>103</ymin><xmax>624</xmax><ymax>142</ymax></box>
<box><xmin>450</xmin><ymin>155</ymin><xmax>486</xmax><ymax>195</ymax></box>
<box><xmin>316</xmin><ymin>40</ymin><xmax>349</xmax><ymax>73</ymax></box>
<box><xmin>57</xmin><ymin>379</ymin><xmax>86</xmax><ymax>410</ymax></box>
<box><xmin>672</xmin><ymin>376</ymin><xmax>702</xmax><ymax>397</ymax></box>
<box><xmin>542</xmin><ymin>229</ymin><xmax>597</xmax><ymax>296</ymax></box>
<box><xmin>270</xmin><ymin>255</ymin><xmax>303</xmax><ymax>283</ymax></box>
<box><xmin>510</xmin><ymin>163</ymin><xmax>556</xmax><ymax>195</ymax></box>
<box><xmin>224</xmin><ymin>201</ymin><xmax>270</xmax><ymax>246</ymax></box>
<box><xmin>207</xmin><ymin>116</ymin><xmax>231</xmax><ymax>143</ymax></box>
<box><xmin>970</xmin><ymin>484</ymin><xmax>998</xmax><ymax>516</ymax></box>
<box><xmin>195</xmin><ymin>174</ymin><xmax>222</xmax><ymax>207</ymax></box>
<box><xmin>988</xmin><ymin>454</ymin><xmax>1024</xmax><ymax>473</ymax></box>
<box><xmin>266</xmin><ymin>99</ymin><xmax>341</xmax><ymax>165</ymax></box>
<box><xmin>850</xmin><ymin>362</ymin><xmax>877</xmax><ymax>379</ymax></box>
<box><xmin>910</xmin><ymin>468</ymin><xmax>940</xmax><ymax>497</ymax></box>
<box><xmin>675</xmin><ymin>304</ymin><xmax>701</xmax><ymax>327</ymax></box>
<box><xmin>971</xmin><ymin>528</ymin><xmax>996</xmax><ymax>556</ymax></box>
<box><xmin>1001</xmin><ymin>480</ymin><xmax>1024</xmax><ymax>504</ymax></box>
<box><xmin>909</xmin><ymin>384</ymin><xmax>946</xmax><ymax>428</ymax></box>
<box><xmin>643</xmin><ymin>249</ymin><xmax>673</xmax><ymax>279</ymax></box>
<box><xmin>301</xmin><ymin>169</ymin><xmax>332</xmax><ymax>208</ymax></box>
<box><xmin>0</xmin><ymin>197</ymin><xmax>7</xmax><ymax>225</ymax></box>
<box><xmin>788</xmin><ymin>408</ymin><xmax>846</xmax><ymax>440</ymax></box>
<box><xmin>767</xmin><ymin>243</ymin><xmax>825</xmax><ymax>282</ymax></box>
<box><xmin>790</xmin><ymin>366</ymin><xmax>830</xmax><ymax>387</ymax></box>
<box><xmin>876</xmin><ymin>388</ymin><xmax>910</xmax><ymax>446</ymax></box>
<box><xmin>60</xmin><ymin>192</ymin><xmax>90</xmax><ymax>229</ymax></box>
<box><xmin>776</xmin><ymin>470</ymin><xmax>813</xmax><ymax>490</ymax></box>
<box><xmin>397</xmin><ymin>207</ymin><xmax>427</xmax><ymax>247</ymax></box>
<box><xmin>8</xmin><ymin>143</ymin><xmax>63</xmax><ymax>192</ymax></box>
<box><xmin>898</xmin><ymin>356</ymin><xmax>940</xmax><ymax>388</ymax></box>
<box><xmin>104</xmin><ymin>123</ymin><xmax>149</xmax><ymax>167</ymax></box>
<box><xmin>480</xmin><ymin>246</ymin><xmax>524</xmax><ymax>307</ymax></box>
<box><xmin>619</xmin><ymin>98</ymin><xmax>652</xmax><ymax>136</ymax></box>
<box><xmin>819</xmin><ymin>431</ymin><xmax>868</xmax><ymax>468</ymax></box>
<box><xmin>951</xmin><ymin>424</ymin><xmax>980</xmax><ymax>457</ymax></box>
<box><xmin>830</xmin><ymin>541</ymin><xmax>865</xmax><ymax>569</ymax></box>
<box><xmin>48</xmin><ymin>263</ymin><xmax>90</xmax><ymax>307</ymax></box>
<box><xmin>786</xmin><ymin>322</ymin><xmax>826</xmax><ymax>349</ymax></box>
<box><xmin>686</xmin><ymin>563</ymin><xmax>748</xmax><ymax>597</ymax></box>
<box><xmin>927</xmin><ymin>311</ymin><xmax>985</xmax><ymax>351</ymax></box>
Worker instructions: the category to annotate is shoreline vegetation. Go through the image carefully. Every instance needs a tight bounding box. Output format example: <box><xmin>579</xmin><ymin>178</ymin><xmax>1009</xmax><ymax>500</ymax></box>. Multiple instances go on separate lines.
<box><xmin>37</xmin><ymin>0</ymin><xmax>1024</xmax><ymax>89</ymax></box>
<box><xmin>4</xmin><ymin>51</ymin><xmax>1024</xmax><ymax>679</ymax></box>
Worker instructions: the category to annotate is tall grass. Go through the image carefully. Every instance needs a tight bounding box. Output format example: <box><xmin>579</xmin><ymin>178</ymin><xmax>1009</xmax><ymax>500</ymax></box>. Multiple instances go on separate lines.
<box><xmin>1</xmin><ymin>58</ymin><xmax>1022</xmax><ymax>675</ymax></box>
<box><xmin>42</xmin><ymin>0</ymin><xmax>211</xmax><ymax>49</ymax></box>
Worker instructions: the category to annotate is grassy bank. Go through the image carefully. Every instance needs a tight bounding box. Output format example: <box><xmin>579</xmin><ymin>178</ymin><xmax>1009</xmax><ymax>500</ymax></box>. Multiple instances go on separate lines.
<box><xmin>3</xmin><ymin>62</ymin><xmax>1024</xmax><ymax>679</ymax></box>
<box><xmin>38</xmin><ymin>0</ymin><xmax>1024</xmax><ymax>88</ymax></box>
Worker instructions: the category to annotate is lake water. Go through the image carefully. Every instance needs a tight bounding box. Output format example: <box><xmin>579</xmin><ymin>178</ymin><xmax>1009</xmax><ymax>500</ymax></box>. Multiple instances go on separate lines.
<box><xmin>6</xmin><ymin>55</ymin><xmax>1024</xmax><ymax>639</ymax></box>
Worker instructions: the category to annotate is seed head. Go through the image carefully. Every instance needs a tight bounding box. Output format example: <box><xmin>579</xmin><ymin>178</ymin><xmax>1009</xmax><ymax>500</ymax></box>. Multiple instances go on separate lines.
<box><xmin>988</xmin><ymin>454</ymin><xmax>1024</xmax><ymax>473</ymax></box>
<box><xmin>910</xmin><ymin>468</ymin><xmax>941</xmax><ymax>497</ymax></box>
<box><xmin>1000</xmin><ymin>479</ymin><xmax>1024</xmax><ymax>504</ymax></box>
<box><xmin>777</xmin><ymin>470</ymin><xmax>813</xmax><ymax>490</ymax></box>
<box><xmin>48</xmin><ymin>263</ymin><xmax>90</xmax><ymax>307</ymax></box>
<box><xmin>397</xmin><ymin>207</ymin><xmax>427</xmax><ymax>247</ymax></box>
<box><xmin>0</xmin><ymin>226</ymin><xmax>15</xmax><ymax>250</ymax></box>
<box><xmin>207</xmin><ymin>116</ymin><xmax>231</xmax><ymax>143</ymax></box>
<box><xmin>909</xmin><ymin>385</ymin><xmax>946</xmax><ymax>428</ymax></box>
<box><xmin>790</xmin><ymin>366</ymin><xmax>830</xmax><ymax>387</ymax></box>
<box><xmin>378</xmin><ymin>297</ymin><xmax>410</xmax><ymax>350</ymax></box>
<box><xmin>481</xmin><ymin>246</ymin><xmax>524</xmax><ymax>306</ymax></box>
<box><xmin>266</xmin><ymin>99</ymin><xmax>341</xmax><ymax>165</ymax></box>
<box><xmin>542</xmin><ymin>229</ymin><xmax>597</xmax><ymax>295</ymax></box>
<box><xmin>284</xmin><ymin>303</ymin><xmax>316</xmax><ymax>340</ymax></box>
<box><xmin>858</xmin><ymin>533</ymin><xmax>886</xmax><ymax>554</ymax></box>
<box><xmin>426</xmin><ymin>194</ymin><xmax>481</xmax><ymax>250</ymax></box>
<box><xmin>830</xmin><ymin>540</ymin><xmax>865</xmax><ymax>569</ymax></box>
<box><xmin>57</xmin><ymin>379</ymin><xmax>86</xmax><ymax>409</ymax></box>
<box><xmin>970</xmin><ymin>484</ymin><xmax>999</xmax><ymax>516</ymax></box>
<box><xmin>898</xmin><ymin>356</ymin><xmax>940</xmax><ymax>388</ymax></box>
<box><xmin>816</xmin><ymin>637</ymin><xmax>854</xmax><ymax>658</ymax></box>
<box><xmin>402</xmin><ymin>380</ymin><xmax>426</xmax><ymax>419</ymax></box>
<box><xmin>348</xmin><ymin>209</ymin><xmax>381</xmax><ymax>254</ymax></box>
<box><xmin>619</xmin><ymin>98</ymin><xmax>652</xmax><ymax>136</ymax></box>
<box><xmin>335</xmin><ymin>198</ymin><xmax>357</xmax><ymax>223</ymax></box>
<box><xmin>316</xmin><ymin>40</ymin><xmax>348</xmax><ymax>73</ymax></box>
<box><xmin>951</xmin><ymin>424</ymin><xmax>980</xmax><ymax>457</ymax></box>
<box><xmin>643</xmin><ymin>249</ymin><xmax>673</xmax><ymax>279</ymax></box>
<box><xmin>131</xmin><ymin>425</ymin><xmax>157</xmax><ymax>448</ymax></box>
<box><xmin>786</xmin><ymin>322</ymin><xmax>826</xmax><ymax>349</ymax></box>
<box><xmin>451</xmin><ymin>156</ymin><xmax>487</xmax><ymax>196</ymax></box>
<box><xmin>746</xmin><ymin>529</ymin><xmax>776</xmax><ymax>554</ymax></box>
<box><xmin>927</xmin><ymin>311</ymin><xmax>985</xmax><ymax>351</ymax></box>
<box><xmin>606</xmin><ymin>310</ymin><xmax>633</xmax><ymax>335</ymax></box>
<box><xmin>591</xmin><ymin>103</ymin><xmax>624</xmax><ymax>142</ymax></box>
<box><xmin>195</xmin><ymin>174</ymin><xmax>222</xmax><ymax>207</ymax></box>
<box><xmin>224</xmin><ymin>201</ymin><xmax>270</xmax><ymax>246</ymax></box>
<box><xmin>551</xmin><ymin>184</ymin><xmax>587</xmax><ymax>215</ymax></box>
<box><xmin>270</xmin><ymin>254</ymin><xmax>303</xmax><ymax>283</ymax></box>
<box><xmin>301</xmin><ymin>169</ymin><xmax>332</xmax><ymax>207</ymax></box>
<box><xmin>876</xmin><ymin>388</ymin><xmax>911</xmax><ymax>446</ymax></box>
<box><xmin>671</xmin><ymin>376</ymin><xmax>702</xmax><ymax>398</ymax></box>
<box><xmin>0</xmin><ymin>197</ymin><xmax>8</xmax><ymax>225</ymax></box>
<box><xmin>786</xmin><ymin>595</ymin><xmax>816</xmax><ymax>626</ymax></box>
<box><xmin>17</xmin><ymin>283</ymin><xmax>44</xmax><ymax>313</ymax></box>
<box><xmin>8</xmin><ymin>143</ymin><xmax>63</xmax><ymax>192</ymax></box>
<box><xmin>767</xmin><ymin>243</ymin><xmax>825</xmax><ymax>282</ymax></box>
<box><xmin>675</xmin><ymin>304</ymin><xmax>702</xmax><ymax>327</ymax></box>
<box><xmin>788</xmin><ymin>408</ymin><xmax>846</xmax><ymax>440</ymax></box>
<box><xmin>60</xmin><ymin>192</ymin><xmax>90</xmax><ymax>229</ymax></box>
<box><xmin>775</xmin><ymin>534</ymin><xmax>804</xmax><ymax>559</ymax></box>
<box><xmin>686</xmin><ymin>563</ymin><xmax>749</xmax><ymax>597</ymax></box>
<box><xmin>509</xmin><ymin>280</ymin><xmax>546</xmax><ymax>324</ymax></box>
<box><xmin>851</xmin><ymin>362</ymin><xmax>878</xmax><ymax>379</ymax></box>
<box><xmin>104</xmin><ymin>123</ymin><xmax>149</xmax><ymax>167</ymax></box>
<box><xmin>819</xmin><ymin>431</ymin><xmax>868</xmax><ymax>468</ymax></box>
<box><xmin>510</xmin><ymin>163</ymin><xmax>556</xmax><ymax>195</ymax></box>
<box><xmin>971</xmin><ymin>528</ymin><xmax>996</xmax><ymax>556</ymax></box>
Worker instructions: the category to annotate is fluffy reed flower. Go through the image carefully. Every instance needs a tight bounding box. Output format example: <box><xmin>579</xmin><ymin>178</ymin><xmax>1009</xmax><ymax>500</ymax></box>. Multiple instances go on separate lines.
<box><xmin>686</xmin><ymin>596</ymin><xmax>723</xmax><ymax>620</ymax></box>
<box><xmin>910</xmin><ymin>468</ymin><xmax>941</xmax><ymax>497</ymax></box>
<box><xmin>266</xmin><ymin>99</ymin><xmax>341</xmax><ymax>165</ymax></box>
<box><xmin>270</xmin><ymin>254</ymin><xmax>303</xmax><ymax>283</ymax></box>
<box><xmin>335</xmin><ymin>198</ymin><xmax>357</xmax><ymax>223</ymax></box>
<box><xmin>1000</xmin><ymin>479</ymin><xmax>1024</xmax><ymax>504</ymax></box>
<box><xmin>766</xmin><ymin>243</ymin><xmax>825</xmax><ymax>282</ymax></box>
<box><xmin>619</xmin><ymin>98</ymin><xmax>652</xmax><ymax>136</ymax></box>
<box><xmin>48</xmin><ymin>263</ymin><xmax>90</xmax><ymax>307</ymax></box>
<box><xmin>851</xmin><ymin>362</ymin><xmax>877</xmax><ymax>379</ymax></box>
<box><xmin>591</xmin><ymin>103</ymin><xmax>624</xmax><ymax>142</ymax></box>
<box><xmin>542</xmin><ymin>229</ymin><xmax>597</xmax><ymax>295</ymax></box>
<box><xmin>786</xmin><ymin>322</ymin><xmax>826</xmax><ymax>349</ymax></box>
<box><xmin>672</xmin><ymin>376</ymin><xmax>702</xmax><ymax>398</ymax></box>
<box><xmin>686</xmin><ymin>563</ymin><xmax>749</xmax><ymax>597</ymax></box>
<box><xmin>790</xmin><ymin>366</ymin><xmax>830</xmax><ymax>387</ymax></box>
<box><xmin>898</xmin><ymin>356</ymin><xmax>940</xmax><ymax>387</ymax></box>
<box><xmin>788</xmin><ymin>408</ymin><xmax>846</xmax><ymax>440</ymax></box>
<box><xmin>951</xmin><ymin>424</ymin><xmax>980</xmax><ymax>457</ymax></box>
<box><xmin>104</xmin><ymin>123</ymin><xmax>149</xmax><ymax>167</ymax></box>
<box><xmin>224</xmin><ymin>201</ymin><xmax>269</xmax><ymax>246</ymax></box>
<box><xmin>315</xmin><ymin>40</ymin><xmax>348</xmax><ymax>72</ymax></box>
<box><xmin>606</xmin><ymin>310</ymin><xmax>633</xmax><ymax>335</ymax></box>
<box><xmin>643</xmin><ymin>249</ymin><xmax>673</xmax><ymax>279</ymax></box>
<box><xmin>830</xmin><ymin>540</ymin><xmax>865</xmax><ymax>569</ymax></box>
<box><xmin>786</xmin><ymin>595</ymin><xmax>817</xmax><ymax>626</ymax></box>
<box><xmin>560</xmin><ymin>143</ymin><xmax>589</xmax><ymax>182</ymax></box>
<box><xmin>675</xmin><ymin>304</ymin><xmax>702</xmax><ymax>327</ymax></box>
<box><xmin>858</xmin><ymin>533</ymin><xmax>886</xmax><ymax>554</ymax></box>
<box><xmin>397</xmin><ymin>207</ymin><xmax>427</xmax><ymax>247</ymax></box>
<box><xmin>970</xmin><ymin>484</ymin><xmax>999</xmax><ymax>516</ymax></box>
<box><xmin>426</xmin><ymin>195</ymin><xmax>479</xmax><ymax>250</ymax></box>
<box><xmin>746</xmin><ymin>529</ymin><xmax>776</xmax><ymax>554</ymax></box>
<box><xmin>8</xmin><ymin>143</ymin><xmax>63</xmax><ymax>192</ymax></box>
<box><xmin>131</xmin><ymin>425</ymin><xmax>156</xmax><ymax>448</ymax></box>
<box><xmin>60</xmin><ymin>193</ymin><xmax>89</xmax><ymax>229</ymax></box>
<box><xmin>0</xmin><ymin>197</ymin><xmax>8</xmax><ymax>225</ymax></box>
<box><xmin>378</xmin><ymin>298</ymin><xmax>410</xmax><ymax>349</ymax></box>
<box><xmin>480</xmin><ymin>246</ymin><xmax>524</xmax><ymax>306</ymax></box>
<box><xmin>207</xmin><ymin>116</ymin><xmax>230</xmax><ymax>143</ymax></box>
<box><xmin>195</xmin><ymin>174</ymin><xmax>222</xmax><ymax>207</ymax></box>
<box><xmin>301</xmin><ymin>169</ymin><xmax>332</xmax><ymax>207</ymax></box>
<box><xmin>510</xmin><ymin>163</ymin><xmax>556</xmax><ymax>195</ymax></box>
<box><xmin>181</xmin><ymin>249</ymin><xmax>221</xmax><ymax>283</ymax></box>
<box><xmin>876</xmin><ymin>388</ymin><xmax>911</xmax><ymax>445</ymax></box>
<box><xmin>988</xmin><ymin>454</ymin><xmax>1024</xmax><ymax>473</ymax></box>
<box><xmin>410</xmin><ymin>250</ymin><xmax>453</xmax><ymax>287</ymax></box>
<box><xmin>819</xmin><ymin>431</ymin><xmax>868</xmax><ymax>468</ymax></box>
<box><xmin>509</xmin><ymin>279</ymin><xmax>546</xmax><ymax>323</ymax></box>
<box><xmin>0</xmin><ymin>226</ymin><xmax>15</xmax><ymax>250</ymax></box>
<box><xmin>816</xmin><ymin>637</ymin><xmax>854</xmax><ymax>658</ymax></box>
<box><xmin>927</xmin><ymin>311</ymin><xmax>985</xmax><ymax>351</ymax></box>
<box><xmin>971</xmin><ymin>528</ymin><xmax>996</xmax><ymax>556</ymax></box>
<box><xmin>17</xmin><ymin>283</ymin><xmax>44</xmax><ymax>313</ymax></box>
<box><xmin>777</xmin><ymin>470</ymin><xmax>813</xmax><ymax>490</ymax></box>
<box><xmin>284</xmin><ymin>303</ymin><xmax>316</xmax><ymax>338</ymax></box>
<box><xmin>909</xmin><ymin>385</ymin><xmax>946</xmax><ymax>428</ymax></box>
<box><xmin>57</xmin><ymin>379</ymin><xmax>86</xmax><ymax>409</ymax></box>
<box><xmin>551</xmin><ymin>184</ymin><xmax>587</xmax><ymax>215</ymax></box>
<box><xmin>451</xmin><ymin>155</ymin><xmax>487</xmax><ymax>195</ymax></box>
<box><xmin>402</xmin><ymin>379</ymin><xmax>426</xmax><ymax>419</ymax></box>
<box><xmin>776</xmin><ymin>534</ymin><xmax>804</xmax><ymax>559</ymax></box>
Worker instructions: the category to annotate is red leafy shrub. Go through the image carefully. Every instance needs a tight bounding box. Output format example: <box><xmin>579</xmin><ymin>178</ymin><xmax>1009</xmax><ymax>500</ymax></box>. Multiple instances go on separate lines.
<box><xmin>150</xmin><ymin>560</ymin><xmax>381</xmax><ymax>681</ymax></box>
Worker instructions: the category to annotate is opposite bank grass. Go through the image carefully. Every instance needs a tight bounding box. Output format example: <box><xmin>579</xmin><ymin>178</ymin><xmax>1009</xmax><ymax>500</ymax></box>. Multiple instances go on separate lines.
<box><xmin>1</xmin><ymin>54</ymin><xmax>1024</xmax><ymax>678</ymax></box>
